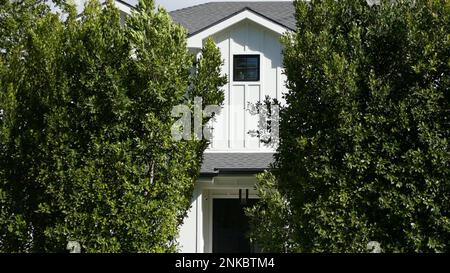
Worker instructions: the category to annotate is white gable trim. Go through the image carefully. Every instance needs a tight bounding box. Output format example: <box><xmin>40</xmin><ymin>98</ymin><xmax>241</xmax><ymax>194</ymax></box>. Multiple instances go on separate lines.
<box><xmin>187</xmin><ymin>9</ymin><xmax>290</xmax><ymax>48</ymax></box>
<box><xmin>113</xmin><ymin>0</ymin><xmax>133</xmax><ymax>14</ymax></box>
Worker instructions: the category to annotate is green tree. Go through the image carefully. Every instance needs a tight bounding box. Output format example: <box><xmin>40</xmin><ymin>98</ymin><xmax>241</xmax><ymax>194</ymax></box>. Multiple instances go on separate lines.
<box><xmin>0</xmin><ymin>0</ymin><xmax>226</xmax><ymax>252</ymax></box>
<box><xmin>248</xmin><ymin>0</ymin><xmax>450</xmax><ymax>253</ymax></box>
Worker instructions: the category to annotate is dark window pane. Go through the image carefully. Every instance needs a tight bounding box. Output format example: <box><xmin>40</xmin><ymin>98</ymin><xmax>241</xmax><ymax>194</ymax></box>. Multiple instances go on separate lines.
<box><xmin>246</xmin><ymin>58</ymin><xmax>258</xmax><ymax>67</ymax></box>
<box><xmin>246</xmin><ymin>69</ymin><xmax>258</xmax><ymax>80</ymax></box>
<box><xmin>233</xmin><ymin>55</ymin><xmax>260</xmax><ymax>81</ymax></box>
<box><xmin>235</xmin><ymin>69</ymin><xmax>247</xmax><ymax>81</ymax></box>
<box><xmin>235</xmin><ymin>58</ymin><xmax>248</xmax><ymax>68</ymax></box>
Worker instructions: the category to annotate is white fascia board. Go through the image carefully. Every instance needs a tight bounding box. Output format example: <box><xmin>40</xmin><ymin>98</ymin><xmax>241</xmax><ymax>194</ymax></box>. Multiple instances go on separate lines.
<box><xmin>187</xmin><ymin>9</ymin><xmax>290</xmax><ymax>49</ymax></box>
<box><xmin>114</xmin><ymin>1</ymin><xmax>133</xmax><ymax>14</ymax></box>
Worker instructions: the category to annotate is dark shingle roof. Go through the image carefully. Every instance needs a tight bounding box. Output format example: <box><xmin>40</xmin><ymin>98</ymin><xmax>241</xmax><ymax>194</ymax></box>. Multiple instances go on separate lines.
<box><xmin>201</xmin><ymin>153</ymin><xmax>274</xmax><ymax>175</ymax></box>
<box><xmin>169</xmin><ymin>2</ymin><xmax>296</xmax><ymax>36</ymax></box>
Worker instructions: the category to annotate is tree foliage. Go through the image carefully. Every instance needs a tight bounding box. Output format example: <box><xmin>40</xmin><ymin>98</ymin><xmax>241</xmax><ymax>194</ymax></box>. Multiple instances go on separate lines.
<box><xmin>0</xmin><ymin>0</ymin><xmax>226</xmax><ymax>252</ymax></box>
<box><xmin>248</xmin><ymin>0</ymin><xmax>450</xmax><ymax>253</ymax></box>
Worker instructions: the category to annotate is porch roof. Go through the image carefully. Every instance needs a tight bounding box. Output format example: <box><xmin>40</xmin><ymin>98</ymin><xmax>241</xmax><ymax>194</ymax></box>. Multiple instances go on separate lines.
<box><xmin>200</xmin><ymin>153</ymin><xmax>275</xmax><ymax>176</ymax></box>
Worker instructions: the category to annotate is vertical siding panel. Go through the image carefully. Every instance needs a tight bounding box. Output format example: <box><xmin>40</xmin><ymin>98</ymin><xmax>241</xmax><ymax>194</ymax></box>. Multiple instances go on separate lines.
<box><xmin>245</xmin><ymin>85</ymin><xmax>261</xmax><ymax>149</ymax></box>
<box><xmin>263</xmin><ymin>30</ymin><xmax>280</xmax><ymax>100</ymax></box>
<box><xmin>230</xmin><ymin>85</ymin><xmax>245</xmax><ymax>149</ymax></box>
<box><xmin>212</xmin><ymin>32</ymin><xmax>229</xmax><ymax>149</ymax></box>
<box><xmin>231</xmin><ymin>24</ymin><xmax>246</xmax><ymax>53</ymax></box>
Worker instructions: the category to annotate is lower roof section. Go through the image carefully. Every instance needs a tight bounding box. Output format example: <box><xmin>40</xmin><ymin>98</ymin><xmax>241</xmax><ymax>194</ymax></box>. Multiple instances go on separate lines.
<box><xmin>200</xmin><ymin>152</ymin><xmax>275</xmax><ymax>176</ymax></box>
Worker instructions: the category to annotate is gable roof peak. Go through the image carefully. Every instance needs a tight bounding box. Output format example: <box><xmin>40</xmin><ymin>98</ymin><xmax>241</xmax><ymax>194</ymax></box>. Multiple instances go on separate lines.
<box><xmin>169</xmin><ymin>1</ymin><xmax>296</xmax><ymax>36</ymax></box>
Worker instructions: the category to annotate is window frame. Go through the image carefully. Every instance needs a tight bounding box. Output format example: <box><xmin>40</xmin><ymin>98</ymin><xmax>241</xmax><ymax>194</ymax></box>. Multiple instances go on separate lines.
<box><xmin>233</xmin><ymin>54</ymin><xmax>261</xmax><ymax>82</ymax></box>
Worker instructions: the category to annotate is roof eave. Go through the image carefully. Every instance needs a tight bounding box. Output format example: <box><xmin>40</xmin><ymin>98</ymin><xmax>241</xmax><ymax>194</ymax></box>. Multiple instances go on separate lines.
<box><xmin>199</xmin><ymin>167</ymin><xmax>270</xmax><ymax>177</ymax></box>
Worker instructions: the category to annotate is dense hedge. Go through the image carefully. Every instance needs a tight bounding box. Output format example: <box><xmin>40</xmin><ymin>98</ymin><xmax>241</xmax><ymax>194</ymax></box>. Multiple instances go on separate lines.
<box><xmin>0</xmin><ymin>0</ymin><xmax>226</xmax><ymax>252</ymax></box>
<box><xmin>248</xmin><ymin>0</ymin><xmax>450</xmax><ymax>253</ymax></box>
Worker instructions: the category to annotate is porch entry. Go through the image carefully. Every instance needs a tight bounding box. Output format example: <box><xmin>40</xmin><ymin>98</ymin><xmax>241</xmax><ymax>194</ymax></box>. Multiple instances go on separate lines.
<box><xmin>212</xmin><ymin>198</ymin><xmax>258</xmax><ymax>253</ymax></box>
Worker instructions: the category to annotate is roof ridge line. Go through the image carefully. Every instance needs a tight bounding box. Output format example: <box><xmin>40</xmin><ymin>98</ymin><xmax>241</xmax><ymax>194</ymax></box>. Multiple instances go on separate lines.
<box><xmin>170</xmin><ymin>1</ymin><xmax>294</xmax><ymax>13</ymax></box>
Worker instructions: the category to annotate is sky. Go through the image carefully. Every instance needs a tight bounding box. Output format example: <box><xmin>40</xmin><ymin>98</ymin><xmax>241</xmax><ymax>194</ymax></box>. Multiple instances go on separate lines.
<box><xmin>73</xmin><ymin>0</ymin><xmax>293</xmax><ymax>12</ymax></box>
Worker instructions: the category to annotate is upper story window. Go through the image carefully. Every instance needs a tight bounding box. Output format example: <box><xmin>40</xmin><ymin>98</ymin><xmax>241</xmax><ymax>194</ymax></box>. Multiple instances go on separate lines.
<box><xmin>233</xmin><ymin>55</ymin><xmax>260</xmax><ymax>82</ymax></box>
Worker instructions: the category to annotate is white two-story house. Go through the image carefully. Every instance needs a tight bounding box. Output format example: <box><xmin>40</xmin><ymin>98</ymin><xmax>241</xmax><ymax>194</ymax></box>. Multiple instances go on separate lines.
<box><xmin>172</xmin><ymin>1</ymin><xmax>294</xmax><ymax>253</ymax></box>
<box><xmin>113</xmin><ymin>0</ymin><xmax>295</xmax><ymax>253</ymax></box>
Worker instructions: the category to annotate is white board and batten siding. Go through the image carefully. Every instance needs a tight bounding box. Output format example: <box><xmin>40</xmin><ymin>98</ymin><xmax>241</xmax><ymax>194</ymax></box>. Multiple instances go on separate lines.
<box><xmin>207</xmin><ymin>20</ymin><xmax>287</xmax><ymax>152</ymax></box>
<box><xmin>178</xmin><ymin>18</ymin><xmax>288</xmax><ymax>254</ymax></box>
